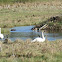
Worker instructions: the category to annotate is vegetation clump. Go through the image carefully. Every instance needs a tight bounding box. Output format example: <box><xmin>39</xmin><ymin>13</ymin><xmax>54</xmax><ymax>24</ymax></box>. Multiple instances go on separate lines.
<box><xmin>32</xmin><ymin>15</ymin><xmax>62</xmax><ymax>30</ymax></box>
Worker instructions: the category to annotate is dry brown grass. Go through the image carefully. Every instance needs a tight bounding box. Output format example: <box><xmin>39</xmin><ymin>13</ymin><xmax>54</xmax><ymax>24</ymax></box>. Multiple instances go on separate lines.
<box><xmin>0</xmin><ymin>39</ymin><xmax>62</xmax><ymax>62</ymax></box>
<box><xmin>0</xmin><ymin>39</ymin><xmax>62</xmax><ymax>57</ymax></box>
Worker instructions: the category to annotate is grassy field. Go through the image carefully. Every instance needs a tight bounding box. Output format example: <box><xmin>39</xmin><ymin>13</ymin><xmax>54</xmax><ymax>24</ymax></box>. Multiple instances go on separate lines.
<box><xmin>0</xmin><ymin>0</ymin><xmax>62</xmax><ymax>28</ymax></box>
<box><xmin>0</xmin><ymin>1</ymin><xmax>62</xmax><ymax>62</ymax></box>
<box><xmin>0</xmin><ymin>39</ymin><xmax>62</xmax><ymax>62</ymax></box>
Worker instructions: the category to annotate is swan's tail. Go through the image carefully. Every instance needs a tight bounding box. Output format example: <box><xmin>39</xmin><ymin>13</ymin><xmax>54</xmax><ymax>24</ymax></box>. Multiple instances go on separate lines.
<box><xmin>31</xmin><ymin>39</ymin><xmax>37</xmax><ymax>42</ymax></box>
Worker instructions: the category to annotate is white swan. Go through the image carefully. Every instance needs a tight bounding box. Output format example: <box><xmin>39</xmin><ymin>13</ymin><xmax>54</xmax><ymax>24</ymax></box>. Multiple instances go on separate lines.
<box><xmin>0</xmin><ymin>28</ymin><xmax>4</xmax><ymax>39</ymax></box>
<box><xmin>32</xmin><ymin>31</ymin><xmax>45</xmax><ymax>42</ymax></box>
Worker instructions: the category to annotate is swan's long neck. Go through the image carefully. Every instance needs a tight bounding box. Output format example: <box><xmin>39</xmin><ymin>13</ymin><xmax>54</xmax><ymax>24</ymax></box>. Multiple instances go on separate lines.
<box><xmin>42</xmin><ymin>31</ymin><xmax>45</xmax><ymax>39</ymax></box>
<box><xmin>0</xmin><ymin>28</ymin><xmax>1</xmax><ymax>34</ymax></box>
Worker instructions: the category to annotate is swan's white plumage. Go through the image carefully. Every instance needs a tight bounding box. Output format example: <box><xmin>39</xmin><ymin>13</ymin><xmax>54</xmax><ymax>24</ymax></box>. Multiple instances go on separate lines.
<box><xmin>32</xmin><ymin>31</ymin><xmax>45</xmax><ymax>42</ymax></box>
<box><xmin>0</xmin><ymin>34</ymin><xmax>4</xmax><ymax>39</ymax></box>
<box><xmin>0</xmin><ymin>28</ymin><xmax>4</xmax><ymax>39</ymax></box>
<box><xmin>32</xmin><ymin>37</ymin><xmax>45</xmax><ymax>42</ymax></box>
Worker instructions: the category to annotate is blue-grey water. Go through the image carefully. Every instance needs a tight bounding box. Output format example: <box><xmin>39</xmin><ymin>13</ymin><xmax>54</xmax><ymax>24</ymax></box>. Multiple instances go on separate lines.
<box><xmin>9</xmin><ymin>26</ymin><xmax>62</xmax><ymax>41</ymax></box>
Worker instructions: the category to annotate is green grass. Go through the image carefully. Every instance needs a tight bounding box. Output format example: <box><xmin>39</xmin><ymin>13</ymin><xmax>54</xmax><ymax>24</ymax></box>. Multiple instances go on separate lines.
<box><xmin>0</xmin><ymin>0</ymin><xmax>58</xmax><ymax>4</ymax></box>
<box><xmin>0</xmin><ymin>1</ymin><xmax>62</xmax><ymax>28</ymax></box>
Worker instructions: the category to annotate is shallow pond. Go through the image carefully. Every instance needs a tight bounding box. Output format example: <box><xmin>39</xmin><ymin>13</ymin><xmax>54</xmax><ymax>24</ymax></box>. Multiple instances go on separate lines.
<box><xmin>8</xmin><ymin>26</ymin><xmax>62</xmax><ymax>41</ymax></box>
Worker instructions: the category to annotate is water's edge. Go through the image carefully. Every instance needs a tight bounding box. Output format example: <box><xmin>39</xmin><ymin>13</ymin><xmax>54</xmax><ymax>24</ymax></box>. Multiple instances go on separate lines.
<box><xmin>8</xmin><ymin>26</ymin><xmax>62</xmax><ymax>41</ymax></box>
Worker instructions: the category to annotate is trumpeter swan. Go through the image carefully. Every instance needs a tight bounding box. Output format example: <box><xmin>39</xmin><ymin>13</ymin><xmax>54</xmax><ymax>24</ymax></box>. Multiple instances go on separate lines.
<box><xmin>32</xmin><ymin>31</ymin><xmax>45</xmax><ymax>42</ymax></box>
<box><xmin>0</xmin><ymin>28</ymin><xmax>4</xmax><ymax>39</ymax></box>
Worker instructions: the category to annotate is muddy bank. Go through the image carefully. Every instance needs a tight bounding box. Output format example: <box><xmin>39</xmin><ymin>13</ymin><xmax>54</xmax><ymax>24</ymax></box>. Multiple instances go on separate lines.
<box><xmin>31</xmin><ymin>15</ymin><xmax>62</xmax><ymax>30</ymax></box>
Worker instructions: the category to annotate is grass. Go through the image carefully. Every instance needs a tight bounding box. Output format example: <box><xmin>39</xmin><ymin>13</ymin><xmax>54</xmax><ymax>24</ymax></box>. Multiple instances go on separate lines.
<box><xmin>0</xmin><ymin>0</ymin><xmax>58</xmax><ymax>4</ymax></box>
<box><xmin>0</xmin><ymin>0</ymin><xmax>62</xmax><ymax>62</ymax></box>
<box><xmin>0</xmin><ymin>39</ymin><xmax>62</xmax><ymax>62</ymax></box>
<box><xmin>0</xmin><ymin>1</ymin><xmax>62</xmax><ymax>28</ymax></box>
